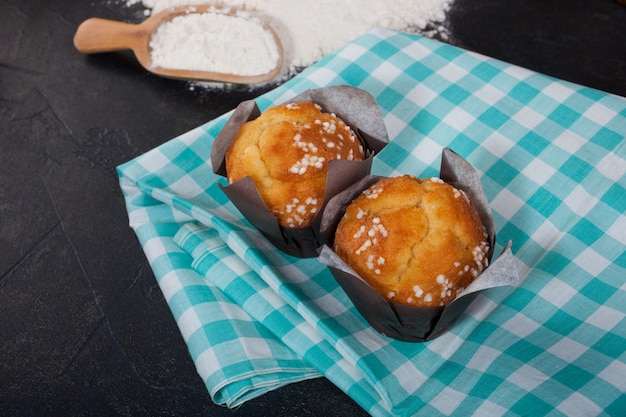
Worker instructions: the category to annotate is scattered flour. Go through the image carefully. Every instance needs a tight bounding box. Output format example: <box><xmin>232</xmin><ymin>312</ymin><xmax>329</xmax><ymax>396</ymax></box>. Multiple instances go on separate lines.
<box><xmin>150</xmin><ymin>9</ymin><xmax>280</xmax><ymax>76</ymax></box>
<box><xmin>124</xmin><ymin>0</ymin><xmax>452</xmax><ymax>86</ymax></box>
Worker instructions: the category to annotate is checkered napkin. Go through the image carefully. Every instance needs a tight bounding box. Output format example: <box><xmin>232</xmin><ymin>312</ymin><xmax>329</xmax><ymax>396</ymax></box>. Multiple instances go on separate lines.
<box><xmin>118</xmin><ymin>27</ymin><xmax>626</xmax><ymax>416</ymax></box>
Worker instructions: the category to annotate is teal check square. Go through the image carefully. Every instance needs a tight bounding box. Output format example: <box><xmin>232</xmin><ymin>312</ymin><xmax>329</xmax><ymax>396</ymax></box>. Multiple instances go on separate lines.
<box><xmin>518</xmin><ymin>131</ymin><xmax>551</xmax><ymax>155</ymax></box>
<box><xmin>591</xmin><ymin>126</ymin><xmax>624</xmax><ymax>150</ymax></box>
<box><xmin>510</xmin><ymin>393</ymin><xmax>554</xmax><ymax>416</ymax></box>
<box><xmin>561</xmin><ymin>155</ymin><xmax>594</xmax><ymax>182</ymax></box>
<box><xmin>544</xmin><ymin>310</ymin><xmax>582</xmax><ymax>336</ymax></box>
<box><xmin>549</xmin><ymin>103</ymin><xmax>581</xmax><ymax>128</ymax></box>
<box><xmin>593</xmin><ymin>331</ymin><xmax>626</xmax><ymax>360</ymax></box>
<box><xmin>486</xmin><ymin>159</ymin><xmax>520</xmax><ymax>187</ymax></box>
<box><xmin>580</xmin><ymin>278</ymin><xmax>619</xmax><ymax>305</ymax></box>
<box><xmin>509</xmin><ymin>81</ymin><xmax>542</xmax><ymax>104</ymax></box>
<box><xmin>478</xmin><ymin>107</ymin><xmax>510</xmax><ymax>130</ymax></box>
<box><xmin>471</xmin><ymin>61</ymin><xmax>501</xmax><ymax>83</ymax></box>
<box><xmin>603</xmin><ymin>183</ymin><xmax>626</xmax><ymax>210</ymax></box>
<box><xmin>570</xmin><ymin>218</ymin><xmax>605</xmax><ymax>245</ymax></box>
<box><xmin>528</xmin><ymin>188</ymin><xmax>560</xmax><ymax>218</ymax></box>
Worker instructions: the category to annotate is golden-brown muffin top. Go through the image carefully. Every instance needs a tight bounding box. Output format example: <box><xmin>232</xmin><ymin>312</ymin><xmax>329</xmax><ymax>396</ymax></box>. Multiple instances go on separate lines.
<box><xmin>226</xmin><ymin>102</ymin><xmax>365</xmax><ymax>228</ymax></box>
<box><xmin>334</xmin><ymin>175</ymin><xmax>489</xmax><ymax>306</ymax></box>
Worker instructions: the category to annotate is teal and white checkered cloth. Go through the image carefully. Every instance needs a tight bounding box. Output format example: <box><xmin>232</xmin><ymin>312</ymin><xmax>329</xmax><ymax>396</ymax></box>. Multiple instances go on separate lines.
<box><xmin>118</xmin><ymin>28</ymin><xmax>626</xmax><ymax>416</ymax></box>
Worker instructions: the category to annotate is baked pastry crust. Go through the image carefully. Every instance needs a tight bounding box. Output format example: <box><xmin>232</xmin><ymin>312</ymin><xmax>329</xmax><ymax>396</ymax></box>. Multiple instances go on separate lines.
<box><xmin>333</xmin><ymin>175</ymin><xmax>490</xmax><ymax>306</ymax></box>
<box><xmin>225</xmin><ymin>102</ymin><xmax>365</xmax><ymax>228</ymax></box>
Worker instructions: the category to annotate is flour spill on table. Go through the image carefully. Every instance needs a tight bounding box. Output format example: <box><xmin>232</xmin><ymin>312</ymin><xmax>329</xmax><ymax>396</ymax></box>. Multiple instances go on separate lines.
<box><xmin>121</xmin><ymin>0</ymin><xmax>453</xmax><ymax>89</ymax></box>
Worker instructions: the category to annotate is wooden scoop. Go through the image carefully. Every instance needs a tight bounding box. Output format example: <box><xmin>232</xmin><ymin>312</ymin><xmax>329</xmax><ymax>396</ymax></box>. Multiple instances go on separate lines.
<box><xmin>73</xmin><ymin>5</ymin><xmax>283</xmax><ymax>84</ymax></box>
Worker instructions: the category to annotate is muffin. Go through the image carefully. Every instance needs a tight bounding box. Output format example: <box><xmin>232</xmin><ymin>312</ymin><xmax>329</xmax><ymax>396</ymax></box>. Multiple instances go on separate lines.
<box><xmin>333</xmin><ymin>175</ymin><xmax>490</xmax><ymax>307</ymax></box>
<box><xmin>211</xmin><ymin>86</ymin><xmax>390</xmax><ymax>258</ymax></box>
<box><xmin>225</xmin><ymin>101</ymin><xmax>365</xmax><ymax>229</ymax></box>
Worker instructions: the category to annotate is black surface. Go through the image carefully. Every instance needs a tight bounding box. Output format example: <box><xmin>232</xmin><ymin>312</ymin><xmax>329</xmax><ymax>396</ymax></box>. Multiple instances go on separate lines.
<box><xmin>1</xmin><ymin>0</ymin><xmax>625</xmax><ymax>416</ymax></box>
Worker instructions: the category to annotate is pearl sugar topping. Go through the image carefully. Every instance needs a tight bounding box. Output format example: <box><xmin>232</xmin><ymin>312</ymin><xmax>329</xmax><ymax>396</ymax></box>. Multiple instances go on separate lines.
<box><xmin>279</xmin><ymin>103</ymin><xmax>363</xmax><ymax>228</ymax></box>
<box><xmin>286</xmin><ymin>103</ymin><xmax>361</xmax><ymax>176</ymax></box>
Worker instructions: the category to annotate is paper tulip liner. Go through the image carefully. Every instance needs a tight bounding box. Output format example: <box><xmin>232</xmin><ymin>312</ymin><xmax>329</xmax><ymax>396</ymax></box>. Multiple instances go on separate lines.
<box><xmin>318</xmin><ymin>148</ymin><xmax>519</xmax><ymax>341</ymax></box>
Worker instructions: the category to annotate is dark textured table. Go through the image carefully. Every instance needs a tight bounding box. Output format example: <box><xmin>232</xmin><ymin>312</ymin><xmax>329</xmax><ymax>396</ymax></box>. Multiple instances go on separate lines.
<box><xmin>1</xmin><ymin>0</ymin><xmax>624</xmax><ymax>415</ymax></box>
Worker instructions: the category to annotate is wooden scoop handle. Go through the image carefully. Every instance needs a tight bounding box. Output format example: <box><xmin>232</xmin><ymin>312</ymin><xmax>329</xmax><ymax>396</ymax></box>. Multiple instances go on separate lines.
<box><xmin>73</xmin><ymin>18</ymin><xmax>147</xmax><ymax>54</ymax></box>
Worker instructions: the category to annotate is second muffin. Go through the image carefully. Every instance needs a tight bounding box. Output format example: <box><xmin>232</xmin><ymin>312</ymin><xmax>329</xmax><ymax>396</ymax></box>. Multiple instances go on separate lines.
<box><xmin>333</xmin><ymin>175</ymin><xmax>490</xmax><ymax>307</ymax></box>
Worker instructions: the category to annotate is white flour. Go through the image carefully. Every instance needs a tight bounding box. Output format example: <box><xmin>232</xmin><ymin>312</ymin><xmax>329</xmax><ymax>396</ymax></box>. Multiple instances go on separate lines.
<box><xmin>150</xmin><ymin>10</ymin><xmax>280</xmax><ymax>76</ymax></box>
<box><xmin>124</xmin><ymin>0</ymin><xmax>452</xmax><ymax>86</ymax></box>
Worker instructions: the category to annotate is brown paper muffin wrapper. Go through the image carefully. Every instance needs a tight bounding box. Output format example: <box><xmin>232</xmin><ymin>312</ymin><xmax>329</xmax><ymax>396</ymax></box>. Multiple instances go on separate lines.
<box><xmin>318</xmin><ymin>148</ymin><xmax>519</xmax><ymax>341</ymax></box>
<box><xmin>211</xmin><ymin>86</ymin><xmax>389</xmax><ymax>258</ymax></box>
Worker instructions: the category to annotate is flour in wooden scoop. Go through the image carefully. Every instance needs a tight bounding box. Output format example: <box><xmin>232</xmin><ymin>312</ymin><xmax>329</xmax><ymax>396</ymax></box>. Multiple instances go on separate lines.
<box><xmin>149</xmin><ymin>9</ymin><xmax>280</xmax><ymax>76</ymax></box>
